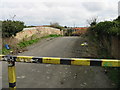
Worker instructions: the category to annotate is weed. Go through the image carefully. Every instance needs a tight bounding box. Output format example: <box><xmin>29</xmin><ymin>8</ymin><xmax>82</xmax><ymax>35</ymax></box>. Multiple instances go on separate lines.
<box><xmin>87</xmin><ymin>31</ymin><xmax>119</xmax><ymax>87</ymax></box>
<box><xmin>18</xmin><ymin>38</ymin><xmax>40</xmax><ymax>48</ymax></box>
<box><xmin>105</xmin><ymin>67</ymin><xmax>120</xmax><ymax>88</ymax></box>
<box><xmin>2</xmin><ymin>34</ymin><xmax>62</xmax><ymax>55</ymax></box>
<box><xmin>18</xmin><ymin>34</ymin><xmax>62</xmax><ymax>48</ymax></box>
<box><xmin>2</xmin><ymin>47</ymin><xmax>12</xmax><ymax>55</ymax></box>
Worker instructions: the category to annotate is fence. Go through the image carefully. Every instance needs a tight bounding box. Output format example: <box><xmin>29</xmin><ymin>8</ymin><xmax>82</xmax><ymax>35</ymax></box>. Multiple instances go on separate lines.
<box><xmin>0</xmin><ymin>55</ymin><xmax>120</xmax><ymax>89</ymax></box>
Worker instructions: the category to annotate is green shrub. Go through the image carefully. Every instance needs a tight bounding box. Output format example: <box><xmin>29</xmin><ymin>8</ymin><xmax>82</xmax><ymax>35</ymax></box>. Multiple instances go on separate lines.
<box><xmin>2</xmin><ymin>20</ymin><xmax>26</xmax><ymax>38</ymax></box>
<box><xmin>89</xmin><ymin>20</ymin><xmax>120</xmax><ymax>37</ymax></box>
<box><xmin>88</xmin><ymin>17</ymin><xmax>120</xmax><ymax>87</ymax></box>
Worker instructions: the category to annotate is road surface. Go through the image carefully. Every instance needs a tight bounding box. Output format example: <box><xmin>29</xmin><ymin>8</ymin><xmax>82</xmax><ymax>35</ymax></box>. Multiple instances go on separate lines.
<box><xmin>2</xmin><ymin>36</ymin><xmax>114</xmax><ymax>88</ymax></box>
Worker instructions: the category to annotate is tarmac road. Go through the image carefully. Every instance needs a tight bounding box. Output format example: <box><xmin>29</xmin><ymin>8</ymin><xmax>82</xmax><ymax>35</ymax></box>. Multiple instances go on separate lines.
<box><xmin>2</xmin><ymin>36</ymin><xmax>114</xmax><ymax>88</ymax></box>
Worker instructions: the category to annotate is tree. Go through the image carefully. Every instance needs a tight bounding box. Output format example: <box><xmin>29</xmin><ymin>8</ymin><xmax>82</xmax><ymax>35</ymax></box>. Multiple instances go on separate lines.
<box><xmin>2</xmin><ymin>20</ymin><xmax>26</xmax><ymax>38</ymax></box>
<box><xmin>50</xmin><ymin>22</ymin><xmax>63</xmax><ymax>30</ymax></box>
<box><xmin>87</xmin><ymin>17</ymin><xmax>98</xmax><ymax>26</ymax></box>
<box><xmin>114</xmin><ymin>16</ymin><xmax>120</xmax><ymax>22</ymax></box>
<box><xmin>88</xmin><ymin>18</ymin><xmax>120</xmax><ymax>37</ymax></box>
<box><xmin>64</xmin><ymin>26</ymin><xmax>67</xmax><ymax>28</ymax></box>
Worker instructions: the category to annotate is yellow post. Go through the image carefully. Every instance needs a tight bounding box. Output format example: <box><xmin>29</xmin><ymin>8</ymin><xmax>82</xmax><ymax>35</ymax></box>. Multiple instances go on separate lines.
<box><xmin>8</xmin><ymin>61</ymin><xmax>16</xmax><ymax>90</ymax></box>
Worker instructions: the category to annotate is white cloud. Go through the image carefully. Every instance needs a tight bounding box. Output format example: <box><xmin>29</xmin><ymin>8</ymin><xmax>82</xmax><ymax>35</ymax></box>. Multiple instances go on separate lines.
<box><xmin>82</xmin><ymin>2</ymin><xmax>106</xmax><ymax>12</ymax></box>
<box><xmin>0</xmin><ymin>0</ymin><xmax>119</xmax><ymax>26</ymax></box>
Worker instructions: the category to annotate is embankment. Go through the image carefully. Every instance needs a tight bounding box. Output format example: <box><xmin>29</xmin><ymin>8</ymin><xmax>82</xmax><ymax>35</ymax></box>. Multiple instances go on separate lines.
<box><xmin>3</xmin><ymin>27</ymin><xmax>63</xmax><ymax>46</ymax></box>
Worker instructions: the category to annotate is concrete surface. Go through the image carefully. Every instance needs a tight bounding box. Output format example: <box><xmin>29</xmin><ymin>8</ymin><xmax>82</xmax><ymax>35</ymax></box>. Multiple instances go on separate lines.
<box><xmin>2</xmin><ymin>36</ymin><xmax>114</xmax><ymax>88</ymax></box>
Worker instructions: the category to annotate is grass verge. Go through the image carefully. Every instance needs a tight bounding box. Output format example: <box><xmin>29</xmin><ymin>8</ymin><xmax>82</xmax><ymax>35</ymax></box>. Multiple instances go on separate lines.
<box><xmin>18</xmin><ymin>34</ymin><xmax>62</xmax><ymax>48</ymax></box>
<box><xmin>18</xmin><ymin>38</ymin><xmax>40</xmax><ymax>48</ymax></box>
<box><xmin>87</xmin><ymin>32</ymin><xmax>119</xmax><ymax>88</ymax></box>
<box><xmin>2</xmin><ymin>34</ymin><xmax>62</xmax><ymax>54</ymax></box>
<box><xmin>2</xmin><ymin>47</ymin><xmax>13</xmax><ymax>55</ymax></box>
<box><xmin>104</xmin><ymin>67</ymin><xmax>120</xmax><ymax>88</ymax></box>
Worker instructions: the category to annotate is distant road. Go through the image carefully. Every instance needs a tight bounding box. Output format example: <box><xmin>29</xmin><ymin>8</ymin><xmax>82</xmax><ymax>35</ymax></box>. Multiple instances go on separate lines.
<box><xmin>2</xmin><ymin>36</ymin><xmax>114</xmax><ymax>88</ymax></box>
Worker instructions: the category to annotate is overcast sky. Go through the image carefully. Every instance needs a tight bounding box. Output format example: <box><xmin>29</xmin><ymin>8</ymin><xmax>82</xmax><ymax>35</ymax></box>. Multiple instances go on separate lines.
<box><xmin>0</xmin><ymin>0</ymin><xmax>119</xmax><ymax>27</ymax></box>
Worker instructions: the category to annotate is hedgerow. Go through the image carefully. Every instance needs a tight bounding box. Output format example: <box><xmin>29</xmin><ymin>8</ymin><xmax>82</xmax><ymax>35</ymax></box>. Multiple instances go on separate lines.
<box><xmin>89</xmin><ymin>20</ymin><xmax>120</xmax><ymax>37</ymax></box>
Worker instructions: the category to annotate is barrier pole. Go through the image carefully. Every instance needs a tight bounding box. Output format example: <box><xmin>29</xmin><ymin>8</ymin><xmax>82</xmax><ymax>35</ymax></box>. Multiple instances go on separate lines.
<box><xmin>8</xmin><ymin>60</ymin><xmax>16</xmax><ymax>90</ymax></box>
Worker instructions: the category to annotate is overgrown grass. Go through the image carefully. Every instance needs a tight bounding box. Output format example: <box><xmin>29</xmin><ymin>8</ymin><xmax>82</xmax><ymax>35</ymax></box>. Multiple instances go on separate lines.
<box><xmin>41</xmin><ymin>34</ymin><xmax>62</xmax><ymax>39</ymax></box>
<box><xmin>2</xmin><ymin>47</ymin><xmax>13</xmax><ymax>55</ymax></box>
<box><xmin>18</xmin><ymin>38</ymin><xmax>40</xmax><ymax>48</ymax></box>
<box><xmin>18</xmin><ymin>34</ymin><xmax>62</xmax><ymax>48</ymax></box>
<box><xmin>97</xmin><ymin>48</ymin><xmax>113</xmax><ymax>59</ymax></box>
<box><xmin>105</xmin><ymin>67</ymin><xmax>120</xmax><ymax>88</ymax></box>
<box><xmin>87</xmin><ymin>31</ymin><xmax>119</xmax><ymax>87</ymax></box>
<box><xmin>2</xmin><ymin>34</ymin><xmax>62</xmax><ymax>54</ymax></box>
<box><xmin>0</xmin><ymin>49</ymin><xmax>2</xmax><ymax>54</ymax></box>
<box><xmin>49</xmin><ymin>34</ymin><xmax>62</xmax><ymax>37</ymax></box>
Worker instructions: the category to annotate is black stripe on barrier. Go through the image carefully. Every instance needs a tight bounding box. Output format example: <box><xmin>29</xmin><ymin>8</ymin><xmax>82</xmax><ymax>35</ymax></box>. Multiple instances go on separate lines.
<box><xmin>9</xmin><ymin>82</ymin><xmax>16</xmax><ymax>88</ymax></box>
<box><xmin>13</xmin><ymin>57</ymin><xmax>17</xmax><ymax>61</ymax></box>
<box><xmin>1</xmin><ymin>56</ymin><xmax>4</xmax><ymax>58</ymax></box>
<box><xmin>32</xmin><ymin>57</ymin><xmax>43</xmax><ymax>63</ymax></box>
<box><xmin>90</xmin><ymin>59</ymin><xmax>102</xmax><ymax>66</ymax></box>
<box><xmin>60</xmin><ymin>59</ymin><xmax>71</xmax><ymax>65</ymax></box>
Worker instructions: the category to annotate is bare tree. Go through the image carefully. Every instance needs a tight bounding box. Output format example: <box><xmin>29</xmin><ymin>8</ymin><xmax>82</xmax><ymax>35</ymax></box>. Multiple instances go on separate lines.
<box><xmin>50</xmin><ymin>22</ymin><xmax>60</xmax><ymax>27</ymax></box>
<box><xmin>87</xmin><ymin>17</ymin><xmax>98</xmax><ymax>26</ymax></box>
<box><xmin>50</xmin><ymin>22</ymin><xmax>63</xmax><ymax>30</ymax></box>
<box><xmin>9</xmin><ymin>14</ymin><xmax>16</xmax><ymax>21</ymax></box>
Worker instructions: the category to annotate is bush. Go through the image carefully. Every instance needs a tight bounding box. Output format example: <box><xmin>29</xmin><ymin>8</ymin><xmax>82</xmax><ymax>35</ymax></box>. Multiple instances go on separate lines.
<box><xmin>88</xmin><ymin>17</ymin><xmax>120</xmax><ymax>87</ymax></box>
<box><xmin>2</xmin><ymin>20</ymin><xmax>26</xmax><ymax>38</ymax></box>
<box><xmin>89</xmin><ymin>20</ymin><xmax>120</xmax><ymax>37</ymax></box>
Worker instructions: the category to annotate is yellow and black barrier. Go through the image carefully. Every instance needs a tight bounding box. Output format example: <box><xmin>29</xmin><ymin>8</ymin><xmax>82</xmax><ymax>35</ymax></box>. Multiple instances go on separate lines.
<box><xmin>8</xmin><ymin>61</ymin><xmax>16</xmax><ymax>90</ymax></box>
<box><xmin>0</xmin><ymin>55</ymin><xmax>120</xmax><ymax>67</ymax></box>
<box><xmin>0</xmin><ymin>55</ymin><xmax>120</xmax><ymax>89</ymax></box>
<box><xmin>1</xmin><ymin>55</ymin><xmax>16</xmax><ymax>90</ymax></box>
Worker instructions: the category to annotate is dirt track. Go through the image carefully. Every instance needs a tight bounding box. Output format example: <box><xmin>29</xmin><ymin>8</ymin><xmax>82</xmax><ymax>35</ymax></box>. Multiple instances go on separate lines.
<box><xmin>2</xmin><ymin>36</ymin><xmax>115</xmax><ymax>88</ymax></box>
